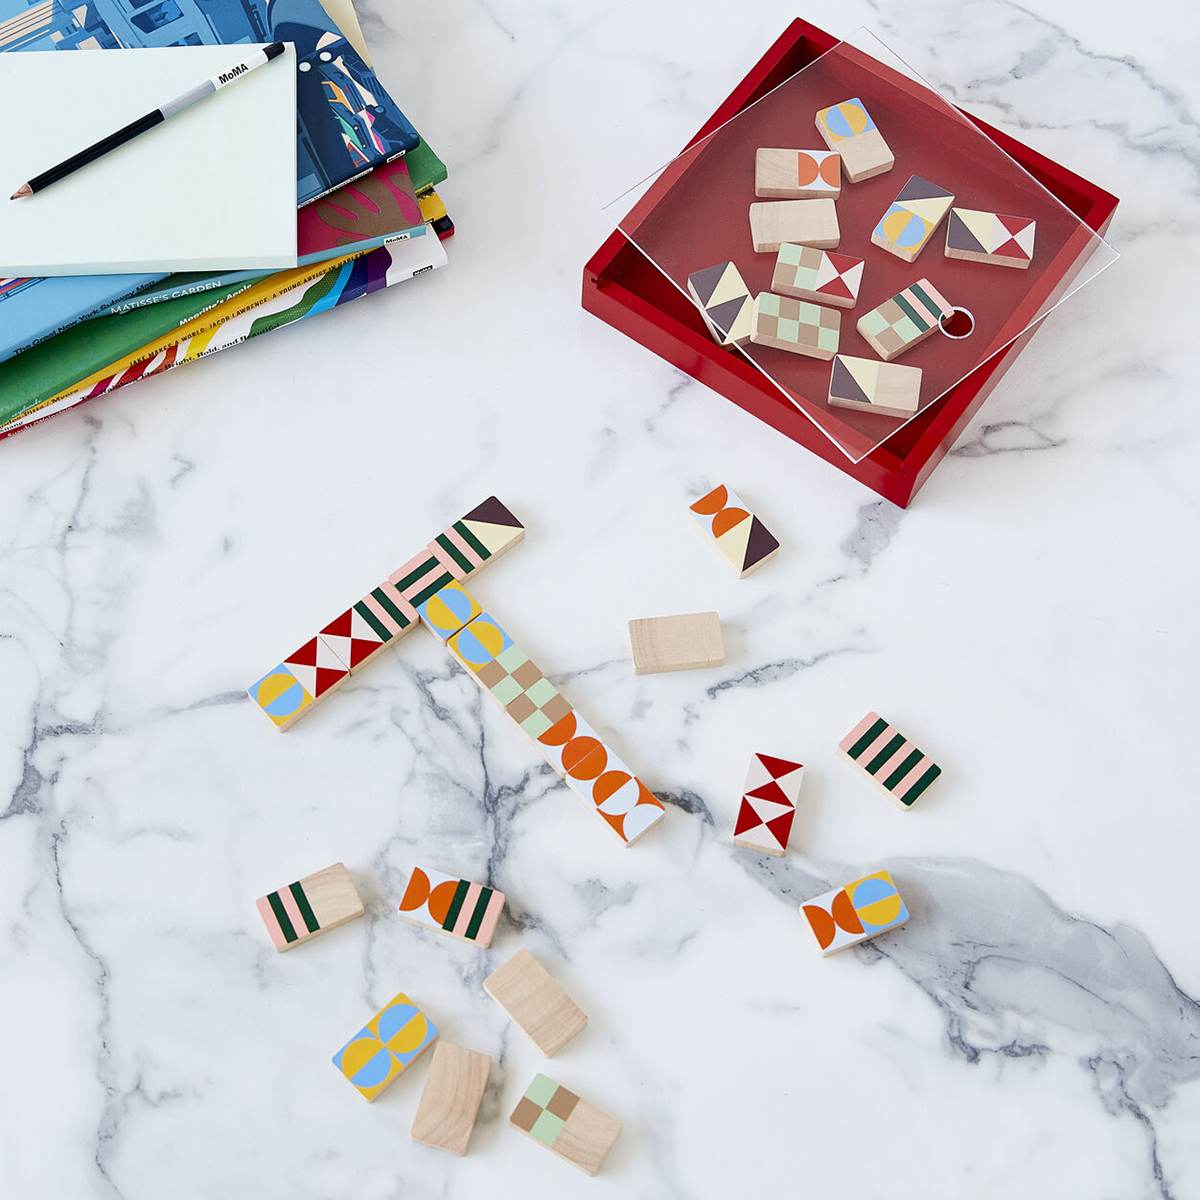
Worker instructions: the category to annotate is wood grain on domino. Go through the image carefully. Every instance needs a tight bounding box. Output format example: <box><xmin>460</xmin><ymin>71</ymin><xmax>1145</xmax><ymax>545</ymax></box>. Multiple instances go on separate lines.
<box><xmin>411</xmin><ymin>1042</ymin><xmax>491</xmax><ymax>1155</ymax></box>
<box><xmin>628</xmin><ymin>611</ymin><xmax>725</xmax><ymax>674</ymax></box>
<box><xmin>484</xmin><ymin>949</ymin><xmax>586</xmax><ymax>1056</ymax></box>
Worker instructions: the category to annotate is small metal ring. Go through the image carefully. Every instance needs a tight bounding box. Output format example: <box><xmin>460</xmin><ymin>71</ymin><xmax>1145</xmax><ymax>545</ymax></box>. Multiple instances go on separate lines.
<box><xmin>938</xmin><ymin>306</ymin><xmax>975</xmax><ymax>340</ymax></box>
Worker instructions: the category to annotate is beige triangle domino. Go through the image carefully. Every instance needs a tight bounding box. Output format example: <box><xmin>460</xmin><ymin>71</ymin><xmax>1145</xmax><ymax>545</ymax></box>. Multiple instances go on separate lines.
<box><xmin>843</xmin><ymin>354</ymin><xmax>880</xmax><ymax>398</ymax></box>
<box><xmin>707</xmin><ymin>264</ymin><xmax>748</xmax><ymax>307</ymax></box>
<box><xmin>462</xmin><ymin>519</ymin><xmax>524</xmax><ymax>559</ymax></box>
<box><xmin>900</xmin><ymin>196</ymin><xmax>953</xmax><ymax>224</ymax></box>
<box><xmin>714</xmin><ymin>515</ymin><xmax>752</xmax><ymax>573</ymax></box>
<box><xmin>958</xmin><ymin>208</ymin><xmax>997</xmax><ymax>249</ymax></box>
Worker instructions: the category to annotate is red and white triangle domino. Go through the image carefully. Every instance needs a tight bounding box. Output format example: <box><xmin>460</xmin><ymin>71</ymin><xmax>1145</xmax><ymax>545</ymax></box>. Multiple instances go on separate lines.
<box><xmin>732</xmin><ymin>753</ymin><xmax>804</xmax><ymax>856</ymax></box>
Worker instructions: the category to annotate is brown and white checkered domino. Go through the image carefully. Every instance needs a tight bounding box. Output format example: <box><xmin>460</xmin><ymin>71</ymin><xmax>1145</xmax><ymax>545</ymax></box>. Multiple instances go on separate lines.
<box><xmin>751</xmin><ymin>292</ymin><xmax>841</xmax><ymax>360</ymax></box>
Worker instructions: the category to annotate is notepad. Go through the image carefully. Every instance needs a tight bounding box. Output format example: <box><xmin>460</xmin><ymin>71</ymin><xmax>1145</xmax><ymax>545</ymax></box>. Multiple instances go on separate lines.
<box><xmin>0</xmin><ymin>45</ymin><xmax>297</xmax><ymax>276</ymax></box>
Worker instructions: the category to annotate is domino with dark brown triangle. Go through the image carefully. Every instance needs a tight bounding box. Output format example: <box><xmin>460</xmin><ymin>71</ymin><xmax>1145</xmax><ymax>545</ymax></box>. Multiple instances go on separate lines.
<box><xmin>732</xmin><ymin>752</ymin><xmax>804</xmax><ymax>855</ymax></box>
<box><xmin>828</xmin><ymin>355</ymin><xmax>922</xmax><ymax>419</ymax></box>
<box><xmin>686</xmin><ymin>261</ymin><xmax>753</xmax><ymax>347</ymax></box>
<box><xmin>944</xmin><ymin>208</ymin><xmax>1036</xmax><ymax>269</ymax></box>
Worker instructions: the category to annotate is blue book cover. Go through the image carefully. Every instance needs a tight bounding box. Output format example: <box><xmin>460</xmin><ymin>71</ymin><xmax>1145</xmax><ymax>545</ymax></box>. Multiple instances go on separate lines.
<box><xmin>0</xmin><ymin>0</ymin><xmax>420</xmax><ymax>363</ymax></box>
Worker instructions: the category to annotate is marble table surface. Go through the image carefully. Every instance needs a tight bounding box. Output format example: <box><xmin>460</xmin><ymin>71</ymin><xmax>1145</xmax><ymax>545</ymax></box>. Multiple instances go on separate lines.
<box><xmin>1</xmin><ymin>0</ymin><xmax>1195</xmax><ymax>1197</ymax></box>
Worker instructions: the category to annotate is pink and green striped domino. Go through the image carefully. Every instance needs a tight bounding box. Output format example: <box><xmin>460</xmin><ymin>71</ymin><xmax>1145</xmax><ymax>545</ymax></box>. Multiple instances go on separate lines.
<box><xmin>838</xmin><ymin>711</ymin><xmax>941</xmax><ymax>808</ymax></box>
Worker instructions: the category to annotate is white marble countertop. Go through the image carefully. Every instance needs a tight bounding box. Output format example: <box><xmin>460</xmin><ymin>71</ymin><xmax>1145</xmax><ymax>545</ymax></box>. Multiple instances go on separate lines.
<box><xmin>1</xmin><ymin>1</ymin><xmax>1195</xmax><ymax>1197</ymax></box>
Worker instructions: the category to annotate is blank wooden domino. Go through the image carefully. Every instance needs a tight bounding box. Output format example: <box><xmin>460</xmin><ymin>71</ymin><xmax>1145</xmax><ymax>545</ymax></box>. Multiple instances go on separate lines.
<box><xmin>856</xmin><ymin>279</ymin><xmax>953</xmax><ymax>361</ymax></box>
<box><xmin>814</xmin><ymin>97</ymin><xmax>894</xmax><ymax>183</ymax></box>
<box><xmin>686</xmin><ymin>261</ymin><xmax>753</xmax><ymax>347</ymax></box>
<box><xmin>871</xmin><ymin>175</ymin><xmax>955</xmax><ymax>263</ymax></box>
<box><xmin>801</xmin><ymin>870</ymin><xmax>909</xmax><ymax>955</ymax></box>
<box><xmin>771</xmin><ymin>243</ymin><xmax>863</xmax><ymax>309</ymax></box>
<box><xmin>839</xmin><ymin>711</ymin><xmax>941</xmax><ymax>808</ymax></box>
<box><xmin>732</xmin><ymin>753</ymin><xmax>804</xmax><ymax>856</ymax></box>
<box><xmin>256</xmin><ymin>862</ymin><xmax>363</xmax><ymax>951</ymax></box>
<box><xmin>828</xmin><ymin>355</ymin><xmax>922</xmax><ymax>418</ymax></box>
<box><xmin>748</xmin><ymin>198</ymin><xmax>839</xmax><ymax>253</ymax></box>
<box><xmin>751</xmin><ymin>292</ymin><xmax>841</xmax><ymax>360</ymax></box>
<box><xmin>689</xmin><ymin>483</ymin><xmax>779</xmax><ymax>577</ymax></box>
<box><xmin>411</xmin><ymin>1042</ymin><xmax>491</xmax><ymax>1156</ymax></box>
<box><xmin>945</xmin><ymin>207</ymin><xmax>1036</xmax><ymax>268</ymax></box>
<box><xmin>398</xmin><ymin>865</ymin><xmax>505</xmax><ymax>947</ymax></box>
<box><xmin>332</xmin><ymin>991</ymin><xmax>438</xmax><ymax>1100</ymax></box>
<box><xmin>484</xmin><ymin>949</ymin><xmax>587</xmax><ymax>1056</ymax></box>
<box><xmin>628</xmin><ymin>611</ymin><xmax>725</xmax><ymax>675</ymax></box>
<box><xmin>754</xmin><ymin>147</ymin><xmax>841</xmax><ymax>199</ymax></box>
<box><xmin>510</xmin><ymin>1074</ymin><xmax>621</xmax><ymax>1176</ymax></box>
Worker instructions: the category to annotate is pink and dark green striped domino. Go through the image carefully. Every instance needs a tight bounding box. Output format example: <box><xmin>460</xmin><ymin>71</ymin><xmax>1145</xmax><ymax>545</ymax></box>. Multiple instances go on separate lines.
<box><xmin>838</xmin><ymin>712</ymin><xmax>941</xmax><ymax>807</ymax></box>
<box><xmin>255</xmin><ymin>862</ymin><xmax>363</xmax><ymax>951</ymax></box>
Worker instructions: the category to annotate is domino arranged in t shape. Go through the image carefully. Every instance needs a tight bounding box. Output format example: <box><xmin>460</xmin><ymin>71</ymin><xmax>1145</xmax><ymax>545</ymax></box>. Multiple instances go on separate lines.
<box><xmin>246</xmin><ymin>498</ymin><xmax>665</xmax><ymax>846</ymax></box>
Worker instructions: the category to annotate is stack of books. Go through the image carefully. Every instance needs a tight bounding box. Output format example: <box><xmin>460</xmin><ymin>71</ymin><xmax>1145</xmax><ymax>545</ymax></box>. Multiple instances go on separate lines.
<box><xmin>0</xmin><ymin>0</ymin><xmax>451</xmax><ymax>441</ymax></box>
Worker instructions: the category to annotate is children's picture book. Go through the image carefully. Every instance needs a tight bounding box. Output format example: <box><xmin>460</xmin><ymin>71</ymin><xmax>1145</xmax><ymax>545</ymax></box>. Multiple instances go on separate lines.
<box><xmin>1</xmin><ymin>231</ymin><xmax>449</xmax><ymax>440</ymax></box>
<box><xmin>0</xmin><ymin>0</ymin><xmax>424</xmax><ymax>360</ymax></box>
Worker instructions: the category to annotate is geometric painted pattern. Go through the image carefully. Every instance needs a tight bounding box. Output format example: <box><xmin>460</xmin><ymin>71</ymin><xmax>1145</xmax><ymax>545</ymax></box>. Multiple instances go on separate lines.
<box><xmin>945</xmin><ymin>207</ymin><xmax>1036</xmax><ymax>269</ymax></box>
<box><xmin>415</xmin><ymin>579</ymin><xmax>484</xmax><ymax>641</ymax></box>
<box><xmin>771</xmin><ymin>243</ymin><xmax>864</xmax><ymax>309</ymax></box>
<box><xmin>839</xmin><ymin>711</ymin><xmax>941</xmax><ymax>808</ymax></box>
<box><xmin>536</xmin><ymin>710</ymin><xmax>667</xmax><ymax>846</ymax></box>
<box><xmin>448</xmin><ymin>613</ymin><xmax>573</xmax><ymax>739</ymax></box>
<box><xmin>871</xmin><ymin>175</ymin><xmax>955</xmax><ymax>263</ymax></box>
<box><xmin>751</xmin><ymin>291</ymin><xmax>841</xmax><ymax>360</ymax></box>
<box><xmin>255</xmin><ymin>862</ymin><xmax>363</xmax><ymax>951</ymax></box>
<box><xmin>754</xmin><ymin>147</ymin><xmax>841</xmax><ymax>198</ymax></box>
<box><xmin>689</xmin><ymin>483</ymin><xmax>780</xmax><ymax>578</ymax></box>
<box><xmin>686</xmin><ymin>261</ymin><xmax>753</xmax><ymax>348</ymax></box>
<box><xmin>732</xmin><ymin>753</ymin><xmax>804</xmax><ymax>856</ymax></box>
<box><xmin>856</xmin><ymin>278</ymin><xmax>953</xmax><ymax>361</ymax></box>
<box><xmin>801</xmin><ymin>870</ymin><xmax>910</xmax><ymax>955</ymax></box>
<box><xmin>331</xmin><ymin>991</ymin><xmax>439</xmax><ymax>1101</ymax></box>
<box><xmin>509</xmin><ymin>1074</ymin><xmax>622</xmax><ymax>1176</ymax></box>
<box><xmin>398</xmin><ymin>865</ymin><xmax>505</xmax><ymax>948</ymax></box>
<box><xmin>828</xmin><ymin>354</ymin><xmax>923</xmax><ymax>419</ymax></box>
<box><xmin>246</xmin><ymin>497</ymin><xmax>524</xmax><ymax>731</ymax></box>
<box><xmin>814</xmin><ymin>97</ymin><xmax>894</xmax><ymax>183</ymax></box>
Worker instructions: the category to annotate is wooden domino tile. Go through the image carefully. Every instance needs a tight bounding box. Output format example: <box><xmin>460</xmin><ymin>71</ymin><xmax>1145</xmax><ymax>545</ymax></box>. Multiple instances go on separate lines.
<box><xmin>536</xmin><ymin>711</ymin><xmax>666</xmax><ymax>845</ymax></box>
<box><xmin>801</xmin><ymin>870</ymin><xmax>909</xmax><ymax>955</ymax></box>
<box><xmin>686</xmin><ymin>261</ymin><xmax>753</xmax><ymax>348</ymax></box>
<box><xmin>828</xmin><ymin>354</ymin><xmax>922</xmax><ymax>419</ymax></box>
<box><xmin>871</xmin><ymin>175</ymin><xmax>955</xmax><ymax>263</ymax></box>
<box><xmin>248</xmin><ymin>635</ymin><xmax>350</xmax><ymax>730</ymax></box>
<box><xmin>318</xmin><ymin>585</ymin><xmax>417</xmax><ymax>675</ymax></box>
<box><xmin>510</xmin><ymin>1074</ymin><xmax>621</xmax><ymax>1176</ymax></box>
<box><xmin>256</xmin><ymin>862</ymin><xmax>363</xmax><ymax>951</ymax></box>
<box><xmin>689</xmin><ymin>484</ymin><xmax>779</xmax><ymax>577</ymax></box>
<box><xmin>398</xmin><ymin>865</ymin><xmax>506</xmax><ymax>948</ymax></box>
<box><xmin>484</xmin><ymin>949</ymin><xmax>587</xmax><ymax>1056</ymax></box>
<box><xmin>628</xmin><ymin>611</ymin><xmax>724</xmax><ymax>675</ymax></box>
<box><xmin>748</xmin><ymin>198</ymin><xmax>839</xmax><ymax>253</ymax></box>
<box><xmin>771</xmin><ymin>244</ymin><xmax>863</xmax><ymax>309</ymax></box>
<box><xmin>750</xmin><ymin>292</ymin><xmax>841</xmax><ymax>360</ymax></box>
<box><xmin>856</xmin><ymin>279</ymin><xmax>952</xmax><ymax>361</ymax></box>
<box><xmin>754</xmin><ymin>147</ymin><xmax>841</xmax><ymax>199</ymax></box>
<box><xmin>945</xmin><ymin>207</ymin><xmax>1036</xmax><ymax>268</ymax></box>
<box><xmin>814</xmin><ymin>97</ymin><xmax>894</xmax><ymax>183</ymax></box>
<box><xmin>732</xmin><ymin>754</ymin><xmax>804</xmax><ymax>856</ymax></box>
<box><xmin>415</xmin><ymin>579</ymin><xmax>484</xmax><ymax>641</ymax></box>
<box><xmin>448</xmin><ymin>613</ymin><xmax>573</xmax><ymax>739</ymax></box>
<box><xmin>431</xmin><ymin>496</ymin><xmax>526</xmax><ymax>577</ymax></box>
<box><xmin>411</xmin><ymin>1042</ymin><xmax>492</xmax><ymax>1156</ymax></box>
<box><xmin>332</xmin><ymin>991</ymin><xmax>438</xmax><ymax>1100</ymax></box>
<box><xmin>839</xmin><ymin>711</ymin><xmax>941</xmax><ymax>808</ymax></box>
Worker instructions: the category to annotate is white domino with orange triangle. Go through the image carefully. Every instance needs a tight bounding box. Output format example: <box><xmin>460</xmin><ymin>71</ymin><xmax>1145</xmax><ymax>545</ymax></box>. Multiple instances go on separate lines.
<box><xmin>732</xmin><ymin>753</ymin><xmax>804</xmax><ymax>856</ymax></box>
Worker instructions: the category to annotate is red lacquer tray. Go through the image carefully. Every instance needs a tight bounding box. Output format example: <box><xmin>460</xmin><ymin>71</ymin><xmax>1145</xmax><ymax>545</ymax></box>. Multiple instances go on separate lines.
<box><xmin>582</xmin><ymin>20</ymin><xmax>1118</xmax><ymax>506</ymax></box>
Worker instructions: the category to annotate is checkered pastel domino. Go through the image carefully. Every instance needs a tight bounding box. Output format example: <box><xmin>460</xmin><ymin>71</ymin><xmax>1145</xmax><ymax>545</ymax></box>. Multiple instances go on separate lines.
<box><xmin>751</xmin><ymin>291</ymin><xmax>841</xmax><ymax>360</ymax></box>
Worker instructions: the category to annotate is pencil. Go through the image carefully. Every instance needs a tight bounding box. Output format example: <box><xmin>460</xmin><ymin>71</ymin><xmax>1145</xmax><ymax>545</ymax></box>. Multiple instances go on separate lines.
<box><xmin>11</xmin><ymin>41</ymin><xmax>288</xmax><ymax>200</ymax></box>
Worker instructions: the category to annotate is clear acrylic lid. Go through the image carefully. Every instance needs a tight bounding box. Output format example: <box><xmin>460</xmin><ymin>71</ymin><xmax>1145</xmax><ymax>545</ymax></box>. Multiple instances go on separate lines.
<box><xmin>608</xmin><ymin>29</ymin><xmax>1118</xmax><ymax>463</ymax></box>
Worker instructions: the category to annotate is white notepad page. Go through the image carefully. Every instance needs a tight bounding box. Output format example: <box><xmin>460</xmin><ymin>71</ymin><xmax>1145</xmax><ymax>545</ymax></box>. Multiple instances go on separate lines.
<box><xmin>0</xmin><ymin>45</ymin><xmax>297</xmax><ymax>275</ymax></box>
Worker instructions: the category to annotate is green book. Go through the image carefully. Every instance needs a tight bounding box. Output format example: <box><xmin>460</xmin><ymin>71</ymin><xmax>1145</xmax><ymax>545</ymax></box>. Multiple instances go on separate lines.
<box><xmin>406</xmin><ymin>135</ymin><xmax>448</xmax><ymax>196</ymax></box>
<box><xmin>0</xmin><ymin>282</ymin><xmax>251</xmax><ymax>425</ymax></box>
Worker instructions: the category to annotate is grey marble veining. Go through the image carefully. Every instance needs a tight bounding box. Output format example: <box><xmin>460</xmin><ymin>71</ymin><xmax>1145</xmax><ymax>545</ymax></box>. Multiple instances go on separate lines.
<box><xmin>1</xmin><ymin>1</ymin><xmax>1197</xmax><ymax>1198</ymax></box>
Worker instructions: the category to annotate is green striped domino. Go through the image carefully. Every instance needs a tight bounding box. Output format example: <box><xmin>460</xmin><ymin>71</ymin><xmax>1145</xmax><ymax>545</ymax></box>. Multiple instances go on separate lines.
<box><xmin>838</xmin><ymin>711</ymin><xmax>941</xmax><ymax>807</ymax></box>
<box><xmin>398</xmin><ymin>866</ymin><xmax>506</xmax><ymax>948</ymax></box>
<box><xmin>255</xmin><ymin>863</ymin><xmax>364</xmax><ymax>951</ymax></box>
